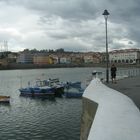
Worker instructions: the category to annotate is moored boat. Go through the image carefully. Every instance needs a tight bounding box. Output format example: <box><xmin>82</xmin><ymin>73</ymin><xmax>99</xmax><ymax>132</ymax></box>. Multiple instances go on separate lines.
<box><xmin>0</xmin><ymin>95</ymin><xmax>10</xmax><ymax>103</ymax></box>
<box><xmin>64</xmin><ymin>86</ymin><xmax>84</xmax><ymax>98</ymax></box>
<box><xmin>19</xmin><ymin>78</ymin><xmax>64</xmax><ymax>98</ymax></box>
<box><xmin>64</xmin><ymin>91</ymin><xmax>83</xmax><ymax>98</ymax></box>
<box><xmin>64</xmin><ymin>81</ymin><xmax>81</xmax><ymax>89</ymax></box>
<box><xmin>19</xmin><ymin>86</ymin><xmax>55</xmax><ymax>98</ymax></box>
<box><xmin>19</xmin><ymin>77</ymin><xmax>85</xmax><ymax>99</ymax></box>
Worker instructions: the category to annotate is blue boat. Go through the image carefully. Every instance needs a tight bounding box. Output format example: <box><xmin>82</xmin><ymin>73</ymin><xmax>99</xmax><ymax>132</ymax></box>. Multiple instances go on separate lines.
<box><xmin>19</xmin><ymin>78</ymin><xmax>64</xmax><ymax>98</ymax></box>
<box><xmin>64</xmin><ymin>87</ymin><xmax>84</xmax><ymax>98</ymax></box>
<box><xmin>64</xmin><ymin>92</ymin><xmax>83</xmax><ymax>98</ymax></box>
<box><xmin>64</xmin><ymin>81</ymin><xmax>81</xmax><ymax>89</ymax></box>
<box><xmin>19</xmin><ymin>86</ymin><xmax>55</xmax><ymax>98</ymax></box>
<box><xmin>19</xmin><ymin>78</ymin><xmax>84</xmax><ymax>98</ymax></box>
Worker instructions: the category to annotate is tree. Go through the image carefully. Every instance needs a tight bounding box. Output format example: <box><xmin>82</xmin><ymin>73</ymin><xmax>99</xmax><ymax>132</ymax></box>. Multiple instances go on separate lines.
<box><xmin>56</xmin><ymin>48</ymin><xmax>64</xmax><ymax>53</ymax></box>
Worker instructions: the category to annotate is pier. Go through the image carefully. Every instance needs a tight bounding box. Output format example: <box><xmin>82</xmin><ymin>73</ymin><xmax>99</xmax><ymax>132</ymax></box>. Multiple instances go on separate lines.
<box><xmin>106</xmin><ymin>76</ymin><xmax>140</xmax><ymax>109</ymax></box>
<box><xmin>80</xmin><ymin>77</ymin><xmax>140</xmax><ymax>140</ymax></box>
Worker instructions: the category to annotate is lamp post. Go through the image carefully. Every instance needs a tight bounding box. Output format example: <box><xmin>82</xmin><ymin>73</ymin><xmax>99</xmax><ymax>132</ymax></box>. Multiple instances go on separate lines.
<box><xmin>103</xmin><ymin>9</ymin><xmax>110</xmax><ymax>83</ymax></box>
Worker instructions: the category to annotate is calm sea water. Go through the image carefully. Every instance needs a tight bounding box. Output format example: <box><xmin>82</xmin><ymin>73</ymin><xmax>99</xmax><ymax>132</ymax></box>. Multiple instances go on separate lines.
<box><xmin>0</xmin><ymin>67</ymin><xmax>100</xmax><ymax>140</ymax></box>
<box><xmin>0</xmin><ymin>67</ymin><xmax>139</xmax><ymax>140</ymax></box>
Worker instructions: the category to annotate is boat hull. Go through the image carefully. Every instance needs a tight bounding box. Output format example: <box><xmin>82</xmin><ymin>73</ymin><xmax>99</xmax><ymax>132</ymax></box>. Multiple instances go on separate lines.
<box><xmin>64</xmin><ymin>92</ymin><xmax>83</xmax><ymax>98</ymax></box>
<box><xmin>0</xmin><ymin>96</ymin><xmax>10</xmax><ymax>103</ymax></box>
<box><xmin>54</xmin><ymin>86</ymin><xmax>64</xmax><ymax>97</ymax></box>
<box><xmin>19</xmin><ymin>87</ymin><xmax>55</xmax><ymax>98</ymax></box>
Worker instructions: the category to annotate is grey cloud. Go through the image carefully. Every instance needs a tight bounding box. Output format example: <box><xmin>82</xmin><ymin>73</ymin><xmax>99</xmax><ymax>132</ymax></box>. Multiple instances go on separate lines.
<box><xmin>128</xmin><ymin>41</ymin><xmax>133</xmax><ymax>45</ymax></box>
<box><xmin>0</xmin><ymin>0</ymin><xmax>97</xmax><ymax>19</ymax></box>
<box><xmin>0</xmin><ymin>0</ymin><xmax>140</xmax><ymax>52</ymax></box>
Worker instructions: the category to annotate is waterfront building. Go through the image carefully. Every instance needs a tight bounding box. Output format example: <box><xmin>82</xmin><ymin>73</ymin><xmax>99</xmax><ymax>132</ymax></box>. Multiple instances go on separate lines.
<box><xmin>83</xmin><ymin>55</ymin><xmax>93</xmax><ymax>63</ymax></box>
<box><xmin>83</xmin><ymin>52</ymin><xmax>102</xmax><ymax>64</ymax></box>
<box><xmin>70</xmin><ymin>53</ymin><xmax>84</xmax><ymax>64</ymax></box>
<box><xmin>33</xmin><ymin>53</ymin><xmax>53</xmax><ymax>65</ymax></box>
<box><xmin>92</xmin><ymin>53</ymin><xmax>102</xmax><ymax>63</ymax></box>
<box><xmin>109</xmin><ymin>49</ymin><xmax>140</xmax><ymax>64</ymax></box>
<box><xmin>49</xmin><ymin>54</ymin><xmax>59</xmax><ymax>64</ymax></box>
<box><xmin>58</xmin><ymin>53</ymin><xmax>75</xmax><ymax>64</ymax></box>
<box><xmin>0</xmin><ymin>58</ymin><xmax>8</xmax><ymax>66</ymax></box>
<box><xmin>59</xmin><ymin>56</ymin><xmax>71</xmax><ymax>64</ymax></box>
<box><xmin>8</xmin><ymin>52</ymin><xmax>18</xmax><ymax>63</ymax></box>
<box><xmin>17</xmin><ymin>52</ymin><xmax>33</xmax><ymax>64</ymax></box>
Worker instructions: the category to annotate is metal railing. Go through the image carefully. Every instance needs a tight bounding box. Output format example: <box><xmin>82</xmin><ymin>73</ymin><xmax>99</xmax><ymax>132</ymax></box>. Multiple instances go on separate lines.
<box><xmin>95</xmin><ymin>68</ymin><xmax>140</xmax><ymax>82</ymax></box>
<box><xmin>117</xmin><ymin>68</ymin><xmax>140</xmax><ymax>78</ymax></box>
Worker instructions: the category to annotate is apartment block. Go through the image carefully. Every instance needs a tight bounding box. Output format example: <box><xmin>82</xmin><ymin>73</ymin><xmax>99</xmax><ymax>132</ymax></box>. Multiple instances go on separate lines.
<box><xmin>33</xmin><ymin>54</ymin><xmax>53</xmax><ymax>64</ymax></box>
<box><xmin>109</xmin><ymin>49</ymin><xmax>140</xmax><ymax>64</ymax></box>
<box><xmin>17</xmin><ymin>52</ymin><xmax>33</xmax><ymax>64</ymax></box>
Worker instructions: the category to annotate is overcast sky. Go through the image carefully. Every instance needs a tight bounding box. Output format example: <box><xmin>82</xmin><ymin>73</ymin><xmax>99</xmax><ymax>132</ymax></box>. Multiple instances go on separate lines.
<box><xmin>0</xmin><ymin>0</ymin><xmax>140</xmax><ymax>52</ymax></box>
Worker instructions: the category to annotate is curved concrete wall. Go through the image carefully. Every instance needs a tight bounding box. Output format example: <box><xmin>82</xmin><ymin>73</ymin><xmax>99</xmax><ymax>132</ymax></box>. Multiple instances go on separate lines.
<box><xmin>80</xmin><ymin>78</ymin><xmax>140</xmax><ymax>140</ymax></box>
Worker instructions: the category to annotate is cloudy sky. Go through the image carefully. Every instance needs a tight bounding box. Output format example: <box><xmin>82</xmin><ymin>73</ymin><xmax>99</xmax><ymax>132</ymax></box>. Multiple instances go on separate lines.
<box><xmin>0</xmin><ymin>0</ymin><xmax>140</xmax><ymax>52</ymax></box>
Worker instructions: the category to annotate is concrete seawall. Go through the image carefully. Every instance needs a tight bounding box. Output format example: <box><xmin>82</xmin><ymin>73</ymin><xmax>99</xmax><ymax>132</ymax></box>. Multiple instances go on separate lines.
<box><xmin>80</xmin><ymin>98</ymin><xmax>98</xmax><ymax>140</ymax></box>
<box><xmin>80</xmin><ymin>78</ymin><xmax>140</xmax><ymax>140</ymax></box>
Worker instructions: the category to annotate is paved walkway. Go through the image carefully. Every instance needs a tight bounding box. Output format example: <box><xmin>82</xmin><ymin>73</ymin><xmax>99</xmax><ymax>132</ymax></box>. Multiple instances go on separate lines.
<box><xmin>105</xmin><ymin>76</ymin><xmax>140</xmax><ymax>109</ymax></box>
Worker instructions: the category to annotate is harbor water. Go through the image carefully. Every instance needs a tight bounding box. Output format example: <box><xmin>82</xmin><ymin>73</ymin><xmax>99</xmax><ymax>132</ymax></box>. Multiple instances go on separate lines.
<box><xmin>0</xmin><ymin>67</ymin><xmax>140</xmax><ymax>140</ymax></box>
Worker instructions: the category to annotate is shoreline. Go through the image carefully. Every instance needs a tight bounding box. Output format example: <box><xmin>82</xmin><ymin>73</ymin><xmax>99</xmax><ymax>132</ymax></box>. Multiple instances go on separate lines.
<box><xmin>0</xmin><ymin>63</ymin><xmax>140</xmax><ymax>70</ymax></box>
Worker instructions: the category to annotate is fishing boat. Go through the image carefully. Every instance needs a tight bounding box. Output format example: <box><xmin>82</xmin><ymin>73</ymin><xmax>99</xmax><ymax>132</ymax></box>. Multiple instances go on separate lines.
<box><xmin>0</xmin><ymin>95</ymin><xmax>10</xmax><ymax>103</ymax></box>
<box><xmin>64</xmin><ymin>81</ymin><xmax>81</xmax><ymax>89</ymax></box>
<box><xmin>64</xmin><ymin>91</ymin><xmax>83</xmax><ymax>98</ymax></box>
<box><xmin>19</xmin><ymin>87</ymin><xmax>55</xmax><ymax>98</ymax></box>
<box><xmin>46</xmin><ymin>78</ymin><xmax>64</xmax><ymax>97</ymax></box>
<box><xmin>19</xmin><ymin>78</ymin><xmax>64</xmax><ymax>98</ymax></box>
<box><xmin>19</xmin><ymin>76</ymin><xmax>85</xmax><ymax>98</ymax></box>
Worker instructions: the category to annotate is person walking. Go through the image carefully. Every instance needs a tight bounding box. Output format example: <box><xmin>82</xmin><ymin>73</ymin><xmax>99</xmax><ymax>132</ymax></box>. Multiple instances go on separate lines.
<box><xmin>111</xmin><ymin>64</ymin><xmax>117</xmax><ymax>83</ymax></box>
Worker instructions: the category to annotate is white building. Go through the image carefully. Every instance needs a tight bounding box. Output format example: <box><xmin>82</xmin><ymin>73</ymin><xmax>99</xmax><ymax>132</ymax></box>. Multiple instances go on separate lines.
<box><xmin>59</xmin><ymin>56</ymin><xmax>71</xmax><ymax>64</ymax></box>
<box><xmin>109</xmin><ymin>49</ymin><xmax>140</xmax><ymax>64</ymax></box>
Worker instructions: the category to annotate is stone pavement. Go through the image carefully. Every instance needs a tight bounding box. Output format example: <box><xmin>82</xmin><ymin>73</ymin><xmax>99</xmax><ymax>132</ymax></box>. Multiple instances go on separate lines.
<box><xmin>105</xmin><ymin>76</ymin><xmax>140</xmax><ymax>109</ymax></box>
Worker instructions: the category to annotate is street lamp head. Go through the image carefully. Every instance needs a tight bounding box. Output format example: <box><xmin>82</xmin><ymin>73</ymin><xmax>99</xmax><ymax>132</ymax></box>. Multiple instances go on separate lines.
<box><xmin>103</xmin><ymin>9</ymin><xmax>110</xmax><ymax>19</ymax></box>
